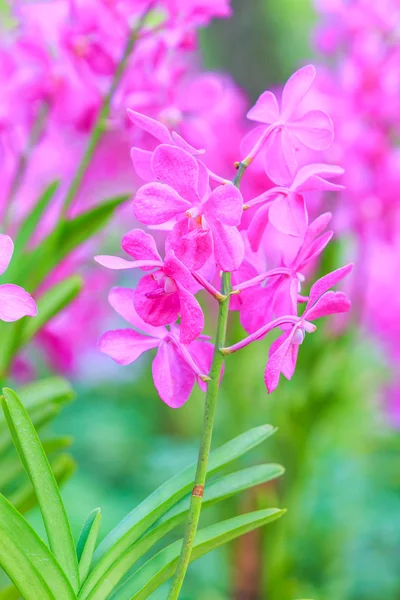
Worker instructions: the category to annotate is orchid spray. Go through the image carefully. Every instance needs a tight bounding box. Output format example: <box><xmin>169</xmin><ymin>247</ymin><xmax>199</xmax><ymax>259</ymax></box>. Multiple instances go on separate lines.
<box><xmin>97</xmin><ymin>64</ymin><xmax>352</xmax><ymax>597</ymax></box>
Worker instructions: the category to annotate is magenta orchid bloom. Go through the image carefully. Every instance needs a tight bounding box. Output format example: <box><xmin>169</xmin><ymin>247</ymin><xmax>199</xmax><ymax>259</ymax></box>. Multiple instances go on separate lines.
<box><xmin>246</xmin><ymin>163</ymin><xmax>343</xmax><ymax>250</ymax></box>
<box><xmin>265</xmin><ymin>264</ymin><xmax>353</xmax><ymax>392</ymax></box>
<box><xmin>128</xmin><ymin>109</ymin><xmax>208</xmax><ymax>184</ymax></box>
<box><xmin>236</xmin><ymin>213</ymin><xmax>333</xmax><ymax>334</ymax></box>
<box><xmin>0</xmin><ymin>235</ymin><xmax>37</xmax><ymax>322</ymax></box>
<box><xmin>99</xmin><ymin>287</ymin><xmax>213</xmax><ymax>408</ymax></box>
<box><xmin>134</xmin><ymin>144</ymin><xmax>244</xmax><ymax>271</ymax></box>
<box><xmin>244</xmin><ymin>65</ymin><xmax>334</xmax><ymax>185</ymax></box>
<box><xmin>95</xmin><ymin>229</ymin><xmax>204</xmax><ymax>344</ymax></box>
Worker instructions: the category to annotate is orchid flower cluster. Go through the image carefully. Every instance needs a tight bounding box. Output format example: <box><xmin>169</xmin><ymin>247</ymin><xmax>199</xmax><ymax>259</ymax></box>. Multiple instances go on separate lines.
<box><xmin>97</xmin><ymin>64</ymin><xmax>353</xmax><ymax>407</ymax></box>
<box><xmin>0</xmin><ymin>0</ymin><xmax>242</xmax><ymax>375</ymax></box>
<box><xmin>313</xmin><ymin>0</ymin><xmax>400</xmax><ymax>423</ymax></box>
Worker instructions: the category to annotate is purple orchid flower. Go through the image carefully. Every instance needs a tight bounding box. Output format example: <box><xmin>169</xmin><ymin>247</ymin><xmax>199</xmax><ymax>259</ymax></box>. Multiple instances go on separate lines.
<box><xmin>243</xmin><ymin>65</ymin><xmax>334</xmax><ymax>185</ymax></box>
<box><xmin>99</xmin><ymin>287</ymin><xmax>213</xmax><ymax>408</ymax></box>
<box><xmin>134</xmin><ymin>144</ymin><xmax>244</xmax><ymax>271</ymax></box>
<box><xmin>246</xmin><ymin>163</ymin><xmax>344</xmax><ymax>250</ymax></box>
<box><xmin>95</xmin><ymin>229</ymin><xmax>204</xmax><ymax>344</ymax></box>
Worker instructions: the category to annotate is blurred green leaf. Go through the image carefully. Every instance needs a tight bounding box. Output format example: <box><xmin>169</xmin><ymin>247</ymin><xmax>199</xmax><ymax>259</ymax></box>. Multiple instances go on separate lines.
<box><xmin>12</xmin><ymin>181</ymin><xmax>60</xmax><ymax>257</ymax></box>
<box><xmin>1</xmin><ymin>388</ymin><xmax>79</xmax><ymax>592</ymax></box>
<box><xmin>8</xmin><ymin>453</ymin><xmax>76</xmax><ymax>515</ymax></box>
<box><xmin>113</xmin><ymin>508</ymin><xmax>285</xmax><ymax>600</ymax></box>
<box><xmin>20</xmin><ymin>275</ymin><xmax>83</xmax><ymax>345</ymax></box>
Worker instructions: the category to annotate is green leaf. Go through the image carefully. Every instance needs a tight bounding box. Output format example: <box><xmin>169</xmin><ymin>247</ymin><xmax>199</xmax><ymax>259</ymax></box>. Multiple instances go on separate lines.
<box><xmin>0</xmin><ymin>585</ymin><xmax>20</xmax><ymax>599</ymax></box>
<box><xmin>113</xmin><ymin>508</ymin><xmax>286</xmax><ymax>600</ymax></box>
<box><xmin>0</xmin><ymin>493</ymin><xmax>76</xmax><ymax>599</ymax></box>
<box><xmin>0</xmin><ymin>436</ymin><xmax>72</xmax><ymax>489</ymax></box>
<box><xmin>80</xmin><ymin>425</ymin><xmax>276</xmax><ymax>599</ymax></box>
<box><xmin>0</xmin><ymin>377</ymin><xmax>74</xmax><ymax>457</ymax></box>
<box><xmin>20</xmin><ymin>275</ymin><xmax>83</xmax><ymax>345</ymax></box>
<box><xmin>19</xmin><ymin>194</ymin><xmax>129</xmax><ymax>291</ymax></box>
<box><xmin>13</xmin><ymin>181</ymin><xmax>59</xmax><ymax>256</ymax></box>
<box><xmin>83</xmin><ymin>464</ymin><xmax>284</xmax><ymax>600</ymax></box>
<box><xmin>8</xmin><ymin>453</ymin><xmax>76</xmax><ymax>515</ymax></box>
<box><xmin>77</xmin><ymin>508</ymin><xmax>102</xmax><ymax>584</ymax></box>
<box><xmin>1</xmin><ymin>388</ymin><xmax>79</xmax><ymax>592</ymax></box>
<box><xmin>17</xmin><ymin>376</ymin><xmax>75</xmax><ymax>411</ymax></box>
<box><xmin>0</xmin><ymin>522</ymin><xmax>55</xmax><ymax>600</ymax></box>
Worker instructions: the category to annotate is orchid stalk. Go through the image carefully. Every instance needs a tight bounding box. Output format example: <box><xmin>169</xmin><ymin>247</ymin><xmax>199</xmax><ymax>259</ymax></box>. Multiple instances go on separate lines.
<box><xmin>61</xmin><ymin>6</ymin><xmax>153</xmax><ymax>217</ymax></box>
<box><xmin>167</xmin><ymin>161</ymin><xmax>248</xmax><ymax>599</ymax></box>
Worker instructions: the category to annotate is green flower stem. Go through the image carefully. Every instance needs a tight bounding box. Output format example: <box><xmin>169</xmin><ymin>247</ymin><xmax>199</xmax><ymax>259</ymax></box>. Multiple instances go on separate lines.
<box><xmin>4</xmin><ymin>101</ymin><xmax>49</xmax><ymax>230</ymax></box>
<box><xmin>167</xmin><ymin>161</ymin><xmax>248</xmax><ymax>600</ymax></box>
<box><xmin>61</xmin><ymin>10</ymin><xmax>150</xmax><ymax>217</ymax></box>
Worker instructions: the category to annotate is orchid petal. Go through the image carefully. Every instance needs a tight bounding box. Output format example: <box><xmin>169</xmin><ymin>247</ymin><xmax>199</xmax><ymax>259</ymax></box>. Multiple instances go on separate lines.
<box><xmin>134</xmin><ymin>274</ymin><xmax>180</xmax><ymax>327</ymax></box>
<box><xmin>264</xmin><ymin>127</ymin><xmax>297</xmax><ymax>185</ymax></box>
<box><xmin>247</xmin><ymin>203</ymin><xmax>271</xmax><ymax>252</ymax></box>
<box><xmin>166</xmin><ymin>219</ymin><xmax>212</xmax><ymax>271</ymax></box>
<box><xmin>204</xmin><ymin>183</ymin><xmax>243</xmax><ymax>226</ymax></box>
<box><xmin>99</xmin><ymin>328</ymin><xmax>160</xmax><ymax>365</ymax></box>
<box><xmin>176</xmin><ymin>283</ymin><xmax>204</xmax><ymax>344</ymax></box>
<box><xmin>187</xmin><ymin>340</ymin><xmax>215</xmax><ymax>391</ymax></box>
<box><xmin>281</xmin><ymin>64</ymin><xmax>316</xmax><ymax>120</ymax></box>
<box><xmin>307</xmin><ymin>264</ymin><xmax>353</xmax><ymax>308</ymax></box>
<box><xmin>134</xmin><ymin>182</ymin><xmax>191</xmax><ymax>225</ymax></box>
<box><xmin>130</xmin><ymin>147</ymin><xmax>154</xmax><ymax>182</ymax></box>
<box><xmin>151</xmin><ymin>144</ymin><xmax>200</xmax><ymax>203</ymax></box>
<box><xmin>291</xmin><ymin>164</ymin><xmax>344</xmax><ymax>193</ymax></box>
<box><xmin>305</xmin><ymin>290</ymin><xmax>351</xmax><ymax>321</ymax></box>
<box><xmin>247</xmin><ymin>91</ymin><xmax>280</xmax><ymax>124</ymax></box>
<box><xmin>0</xmin><ymin>284</ymin><xmax>37</xmax><ymax>322</ymax></box>
<box><xmin>210</xmin><ymin>220</ymin><xmax>245</xmax><ymax>272</ymax></box>
<box><xmin>95</xmin><ymin>256</ymin><xmax>162</xmax><ymax>270</ymax></box>
<box><xmin>289</xmin><ymin>109</ymin><xmax>334</xmax><ymax>150</ymax></box>
<box><xmin>268</xmin><ymin>193</ymin><xmax>308</xmax><ymax>237</ymax></box>
<box><xmin>264</xmin><ymin>328</ymin><xmax>296</xmax><ymax>393</ymax></box>
<box><xmin>108</xmin><ymin>287</ymin><xmax>165</xmax><ymax>337</ymax></box>
<box><xmin>0</xmin><ymin>234</ymin><xmax>14</xmax><ymax>276</ymax></box>
<box><xmin>127</xmin><ymin>109</ymin><xmax>171</xmax><ymax>143</ymax></box>
<box><xmin>153</xmin><ymin>341</ymin><xmax>195</xmax><ymax>408</ymax></box>
<box><xmin>122</xmin><ymin>229</ymin><xmax>162</xmax><ymax>265</ymax></box>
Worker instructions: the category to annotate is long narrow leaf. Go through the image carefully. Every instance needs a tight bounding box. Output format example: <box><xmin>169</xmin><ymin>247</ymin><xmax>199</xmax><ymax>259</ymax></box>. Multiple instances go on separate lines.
<box><xmin>0</xmin><ymin>493</ymin><xmax>76</xmax><ymax>599</ymax></box>
<box><xmin>82</xmin><ymin>425</ymin><xmax>276</xmax><ymax>598</ymax></box>
<box><xmin>0</xmin><ymin>522</ymin><xmax>55</xmax><ymax>600</ymax></box>
<box><xmin>83</xmin><ymin>464</ymin><xmax>283</xmax><ymax>600</ymax></box>
<box><xmin>13</xmin><ymin>181</ymin><xmax>60</xmax><ymax>256</ymax></box>
<box><xmin>77</xmin><ymin>509</ymin><xmax>102</xmax><ymax>584</ymax></box>
<box><xmin>19</xmin><ymin>194</ymin><xmax>129</xmax><ymax>291</ymax></box>
<box><xmin>20</xmin><ymin>275</ymin><xmax>83</xmax><ymax>344</ymax></box>
<box><xmin>113</xmin><ymin>509</ymin><xmax>285</xmax><ymax>600</ymax></box>
<box><xmin>0</xmin><ymin>436</ymin><xmax>72</xmax><ymax>489</ymax></box>
<box><xmin>1</xmin><ymin>389</ymin><xmax>79</xmax><ymax>592</ymax></box>
<box><xmin>8</xmin><ymin>453</ymin><xmax>76</xmax><ymax>515</ymax></box>
<box><xmin>0</xmin><ymin>585</ymin><xmax>20</xmax><ymax>599</ymax></box>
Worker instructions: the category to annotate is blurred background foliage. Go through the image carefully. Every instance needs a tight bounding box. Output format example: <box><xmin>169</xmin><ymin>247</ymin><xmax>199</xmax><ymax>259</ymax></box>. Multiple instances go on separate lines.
<box><xmin>2</xmin><ymin>1</ymin><xmax>399</xmax><ymax>599</ymax></box>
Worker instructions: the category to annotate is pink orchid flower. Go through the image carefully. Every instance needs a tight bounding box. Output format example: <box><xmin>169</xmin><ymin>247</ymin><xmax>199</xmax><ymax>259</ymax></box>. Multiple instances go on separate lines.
<box><xmin>244</xmin><ymin>65</ymin><xmax>334</xmax><ymax>185</ymax></box>
<box><xmin>246</xmin><ymin>163</ymin><xmax>343</xmax><ymax>250</ymax></box>
<box><xmin>264</xmin><ymin>264</ymin><xmax>353</xmax><ymax>392</ymax></box>
<box><xmin>0</xmin><ymin>235</ymin><xmax>37</xmax><ymax>322</ymax></box>
<box><xmin>128</xmin><ymin>109</ymin><xmax>228</xmax><ymax>186</ymax></box>
<box><xmin>223</xmin><ymin>264</ymin><xmax>352</xmax><ymax>393</ymax></box>
<box><xmin>95</xmin><ymin>229</ymin><xmax>204</xmax><ymax>343</ymax></box>
<box><xmin>237</xmin><ymin>213</ymin><xmax>334</xmax><ymax>334</ymax></box>
<box><xmin>99</xmin><ymin>286</ymin><xmax>213</xmax><ymax>408</ymax></box>
<box><xmin>134</xmin><ymin>144</ymin><xmax>244</xmax><ymax>271</ymax></box>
